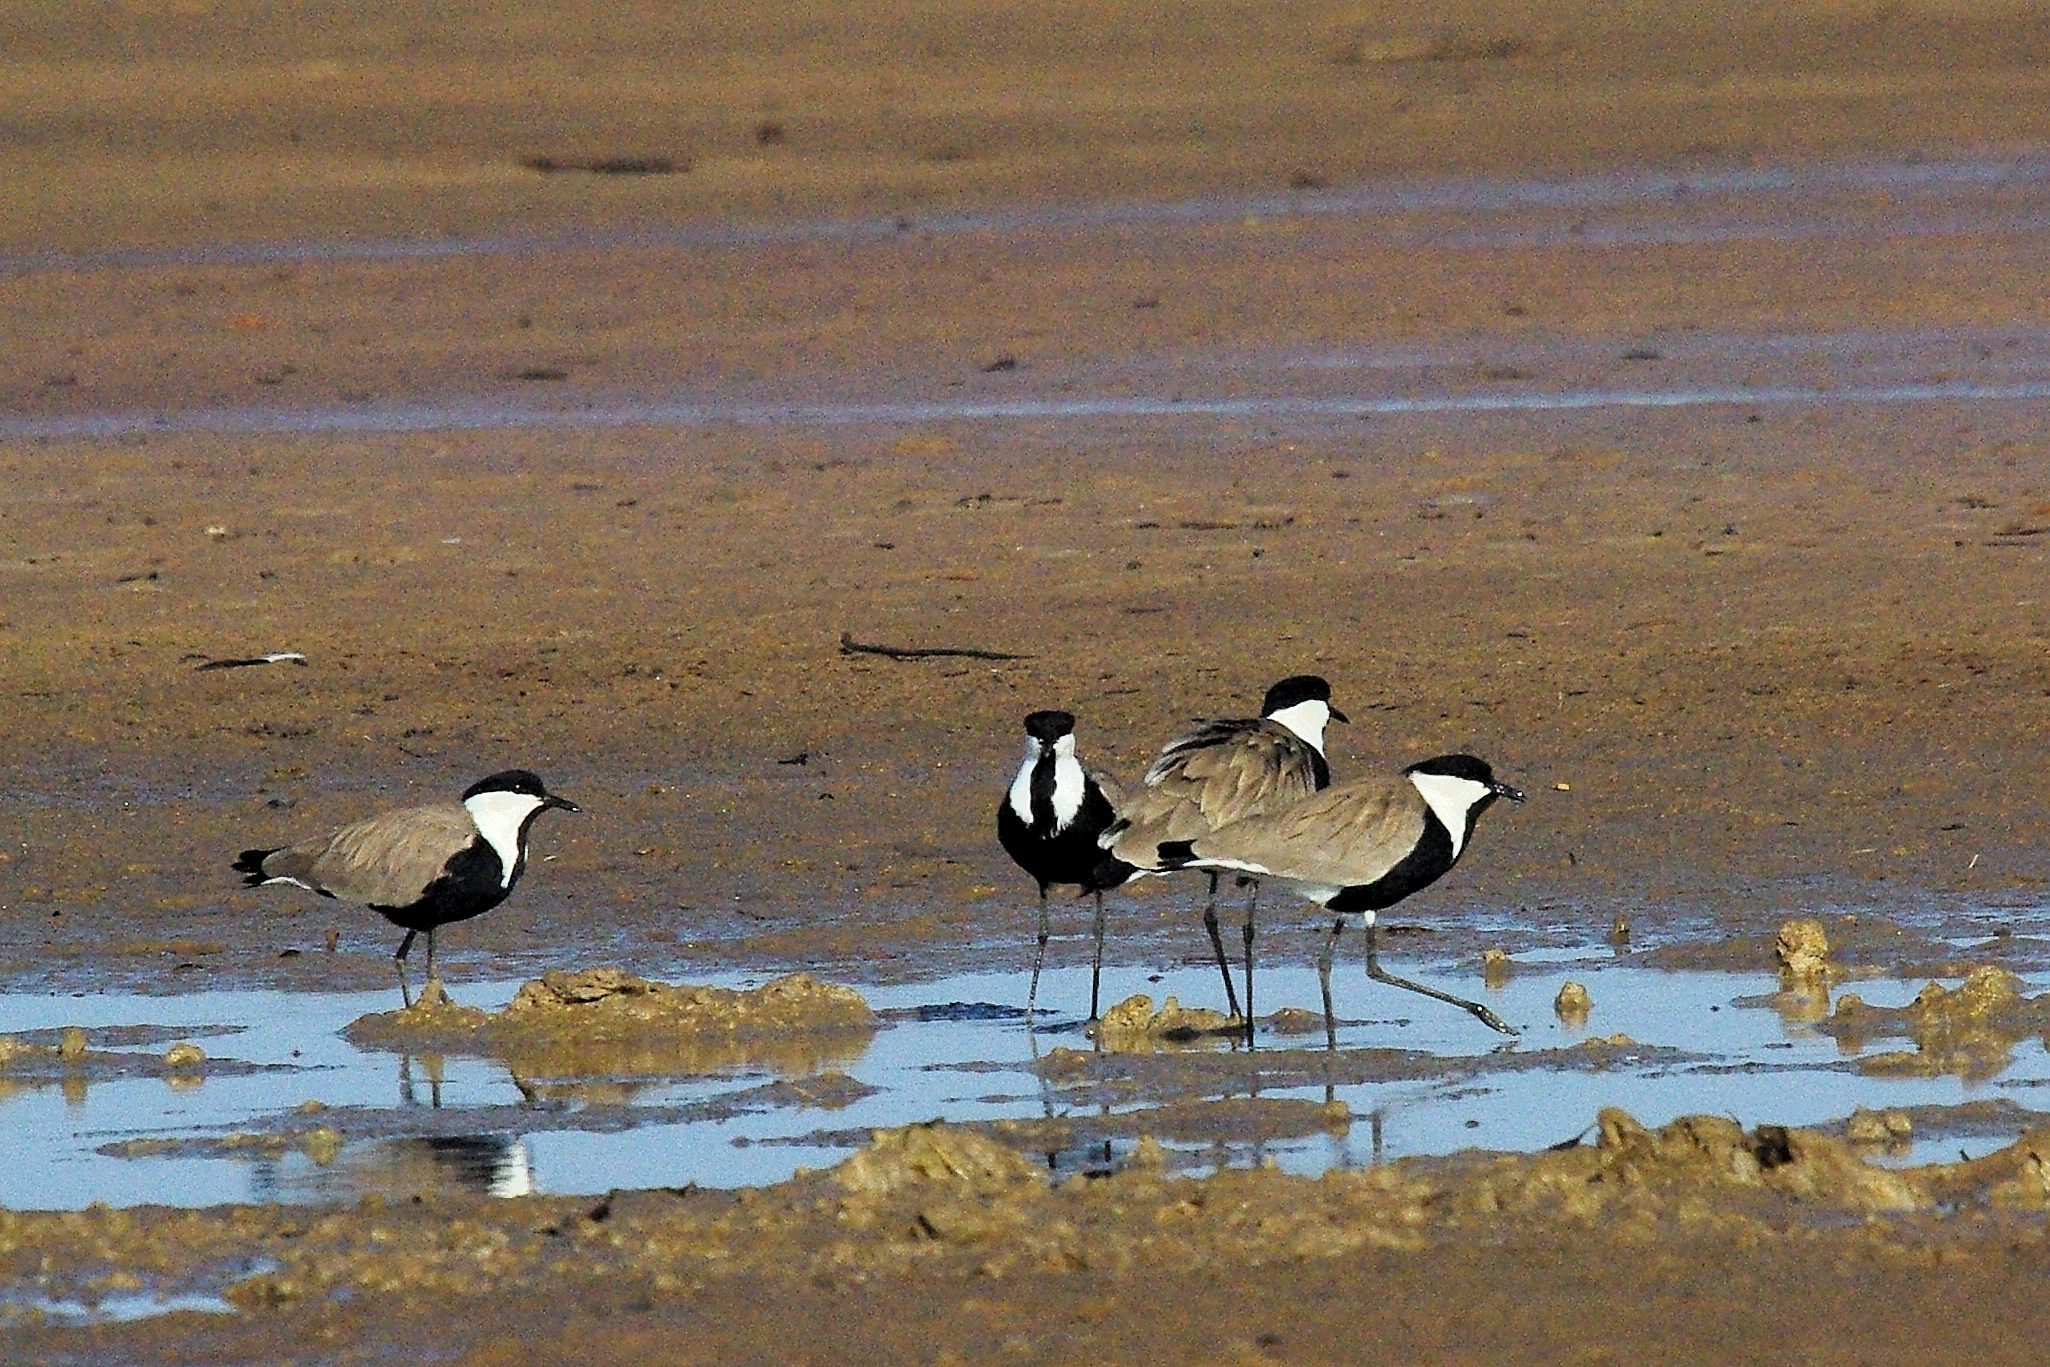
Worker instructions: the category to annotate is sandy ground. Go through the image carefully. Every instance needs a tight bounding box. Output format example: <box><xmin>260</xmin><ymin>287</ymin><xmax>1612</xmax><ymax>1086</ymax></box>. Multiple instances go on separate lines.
<box><xmin>5</xmin><ymin>0</ymin><xmax>2050</xmax><ymax>1360</ymax></box>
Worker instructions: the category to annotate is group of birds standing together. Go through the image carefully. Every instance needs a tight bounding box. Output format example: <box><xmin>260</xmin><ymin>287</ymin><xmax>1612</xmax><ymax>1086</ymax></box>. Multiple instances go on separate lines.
<box><xmin>232</xmin><ymin>674</ymin><xmax>1522</xmax><ymax>1050</ymax></box>
<box><xmin>997</xmin><ymin>675</ymin><xmax>1524</xmax><ymax>1046</ymax></box>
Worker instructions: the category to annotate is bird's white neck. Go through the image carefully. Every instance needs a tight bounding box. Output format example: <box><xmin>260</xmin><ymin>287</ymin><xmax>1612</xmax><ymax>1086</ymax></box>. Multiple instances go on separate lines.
<box><xmin>1407</xmin><ymin>772</ymin><xmax>1492</xmax><ymax>859</ymax></box>
<box><xmin>1007</xmin><ymin>735</ymin><xmax>1085</xmax><ymax>832</ymax></box>
<box><xmin>1265</xmin><ymin>698</ymin><xmax>1331</xmax><ymax>754</ymax></box>
<box><xmin>464</xmin><ymin>790</ymin><xmax>545</xmax><ymax>887</ymax></box>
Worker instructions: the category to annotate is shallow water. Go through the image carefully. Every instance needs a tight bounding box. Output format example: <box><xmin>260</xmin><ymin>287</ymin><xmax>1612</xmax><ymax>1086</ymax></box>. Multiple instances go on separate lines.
<box><xmin>9</xmin><ymin>364</ymin><xmax>2050</xmax><ymax>444</ymax></box>
<box><xmin>3</xmin><ymin>154</ymin><xmax>2043</xmax><ymax>280</ymax></box>
<box><xmin>3</xmin><ymin>947</ymin><xmax>2046</xmax><ymax>1212</ymax></box>
<box><xmin>8</xmin><ymin>316</ymin><xmax>2047</xmax><ymax>442</ymax></box>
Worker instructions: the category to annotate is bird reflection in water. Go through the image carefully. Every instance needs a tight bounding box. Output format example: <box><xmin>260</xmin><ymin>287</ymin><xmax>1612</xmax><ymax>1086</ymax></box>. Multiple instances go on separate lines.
<box><xmin>249</xmin><ymin>1132</ymin><xmax>535</xmax><ymax>1203</ymax></box>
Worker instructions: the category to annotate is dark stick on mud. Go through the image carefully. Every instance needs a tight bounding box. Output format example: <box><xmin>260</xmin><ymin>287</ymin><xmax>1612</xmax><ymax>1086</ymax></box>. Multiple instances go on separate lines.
<box><xmin>194</xmin><ymin>652</ymin><xmax>309</xmax><ymax>671</ymax></box>
<box><xmin>837</xmin><ymin>632</ymin><xmax>1032</xmax><ymax>662</ymax></box>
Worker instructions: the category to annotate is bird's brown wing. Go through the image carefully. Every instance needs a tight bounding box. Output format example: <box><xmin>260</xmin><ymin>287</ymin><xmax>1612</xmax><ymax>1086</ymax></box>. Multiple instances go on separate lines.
<box><xmin>1190</xmin><ymin>777</ymin><xmax>1426</xmax><ymax>887</ymax></box>
<box><xmin>288</xmin><ymin>803</ymin><xmax>476</xmax><ymax>906</ymax></box>
<box><xmin>1108</xmin><ymin>720</ymin><xmax>1320</xmax><ymax>867</ymax></box>
<box><xmin>1088</xmin><ymin>767</ymin><xmax>1126</xmax><ymax>814</ymax></box>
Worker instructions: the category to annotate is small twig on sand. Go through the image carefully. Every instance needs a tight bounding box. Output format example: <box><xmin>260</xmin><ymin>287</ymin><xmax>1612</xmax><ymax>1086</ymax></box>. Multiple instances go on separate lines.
<box><xmin>194</xmin><ymin>652</ymin><xmax>309</xmax><ymax>671</ymax></box>
<box><xmin>838</xmin><ymin>632</ymin><xmax>1032</xmax><ymax>662</ymax></box>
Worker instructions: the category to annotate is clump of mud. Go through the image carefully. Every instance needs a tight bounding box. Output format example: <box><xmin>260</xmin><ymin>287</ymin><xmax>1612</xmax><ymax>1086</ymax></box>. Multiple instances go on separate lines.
<box><xmin>1769</xmin><ymin>917</ymin><xmax>1836</xmax><ymax>1023</ymax></box>
<box><xmin>835</xmin><ymin>1123</ymin><xmax>1045</xmax><ymax>1196</ymax></box>
<box><xmin>1775</xmin><ymin>918</ymin><xmax>1833</xmax><ymax>982</ymax></box>
<box><xmin>1821</xmin><ymin>965</ymin><xmax>2050</xmax><ymax>1079</ymax></box>
<box><xmin>1087</xmin><ymin>993</ymin><xmax>1240</xmax><ymax>1050</ymax></box>
<box><xmin>343</xmin><ymin>968</ymin><xmax>877</xmax><ymax>1077</ymax></box>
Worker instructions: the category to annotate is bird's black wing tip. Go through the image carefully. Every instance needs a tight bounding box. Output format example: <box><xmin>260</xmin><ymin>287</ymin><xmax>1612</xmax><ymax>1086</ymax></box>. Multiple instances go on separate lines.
<box><xmin>1081</xmin><ymin>854</ymin><xmax>1139</xmax><ymax>892</ymax></box>
<box><xmin>232</xmin><ymin>847</ymin><xmax>277</xmax><ymax>884</ymax></box>
<box><xmin>1156</xmin><ymin>840</ymin><xmax>1197</xmax><ymax>870</ymax></box>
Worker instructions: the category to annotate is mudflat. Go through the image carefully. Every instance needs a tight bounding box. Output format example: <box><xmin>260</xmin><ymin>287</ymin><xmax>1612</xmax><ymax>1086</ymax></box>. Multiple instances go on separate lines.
<box><xmin>4</xmin><ymin>0</ymin><xmax>2050</xmax><ymax>1361</ymax></box>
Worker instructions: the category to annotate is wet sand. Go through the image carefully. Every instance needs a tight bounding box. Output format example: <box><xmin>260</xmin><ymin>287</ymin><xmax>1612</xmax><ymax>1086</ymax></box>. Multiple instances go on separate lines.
<box><xmin>5</xmin><ymin>0</ymin><xmax>2050</xmax><ymax>1359</ymax></box>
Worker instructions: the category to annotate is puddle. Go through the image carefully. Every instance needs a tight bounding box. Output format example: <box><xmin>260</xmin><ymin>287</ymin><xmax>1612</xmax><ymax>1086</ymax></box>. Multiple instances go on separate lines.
<box><xmin>4</xmin><ymin>154</ymin><xmax>2045</xmax><ymax>280</ymax></box>
<box><xmin>9</xmin><ymin>376</ymin><xmax>2050</xmax><ymax>444</ymax></box>
<box><xmin>1</xmin><ymin>1289</ymin><xmax>240</xmax><ymax>1325</ymax></box>
<box><xmin>5</xmin><ymin>949</ymin><xmax>2050</xmax><ymax>1210</ymax></box>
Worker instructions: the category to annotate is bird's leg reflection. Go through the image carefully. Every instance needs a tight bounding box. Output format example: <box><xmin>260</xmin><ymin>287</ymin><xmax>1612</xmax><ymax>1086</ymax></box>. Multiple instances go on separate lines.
<box><xmin>398</xmin><ymin>1052</ymin><xmax>447</xmax><ymax>1108</ymax></box>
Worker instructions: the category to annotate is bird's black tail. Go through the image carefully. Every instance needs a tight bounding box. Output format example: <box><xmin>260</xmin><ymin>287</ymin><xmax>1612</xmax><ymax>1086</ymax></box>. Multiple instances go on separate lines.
<box><xmin>1155</xmin><ymin>840</ymin><xmax>1198</xmax><ymax>871</ymax></box>
<box><xmin>233</xmin><ymin>848</ymin><xmax>278</xmax><ymax>886</ymax></box>
<box><xmin>1083</xmin><ymin>852</ymin><xmax>1140</xmax><ymax>893</ymax></box>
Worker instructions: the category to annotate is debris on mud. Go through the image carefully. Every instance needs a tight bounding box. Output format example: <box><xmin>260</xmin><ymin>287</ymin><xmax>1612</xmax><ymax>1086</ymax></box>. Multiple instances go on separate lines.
<box><xmin>342</xmin><ymin>969</ymin><xmax>877</xmax><ymax>1077</ymax></box>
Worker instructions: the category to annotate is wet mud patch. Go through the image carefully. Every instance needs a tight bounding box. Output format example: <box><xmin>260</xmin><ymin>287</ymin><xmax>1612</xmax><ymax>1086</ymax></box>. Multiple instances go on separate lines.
<box><xmin>1638</xmin><ymin>910</ymin><xmax>2041</xmax><ymax>981</ymax></box>
<box><xmin>341</xmin><ymin>969</ymin><xmax>877</xmax><ymax>1079</ymax></box>
<box><xmin>18</xmin><ymin>1112</ymin><xmax>2050</xmax><ymax>1344</ymax></box>
<box><xmin>0</xmin><ymin>1026</ymin><xmax>300</xmax><ymax>1094</ymax></box>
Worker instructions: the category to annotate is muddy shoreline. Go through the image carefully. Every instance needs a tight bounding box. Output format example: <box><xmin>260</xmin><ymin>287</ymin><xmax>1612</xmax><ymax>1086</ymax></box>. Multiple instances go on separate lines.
<box><xmin>7</xmin><ymin>0</ymin><xmax>2050</xmax><ymax>1359</ymax></box>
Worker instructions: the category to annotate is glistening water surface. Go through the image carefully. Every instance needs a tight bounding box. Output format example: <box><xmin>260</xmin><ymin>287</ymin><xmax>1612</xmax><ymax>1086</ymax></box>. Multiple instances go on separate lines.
<box><xmin>3</xmin><ymin>947</ymin><xmax>2046</xmax><ymax>1213</ymax></box>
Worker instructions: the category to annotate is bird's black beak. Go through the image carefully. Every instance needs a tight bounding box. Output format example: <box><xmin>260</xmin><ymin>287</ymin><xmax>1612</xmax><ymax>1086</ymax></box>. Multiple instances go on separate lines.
<box><xmin>1329</xmin><ymin>706</ymin><xmax>1350</xmax><ymax>724</ymax></box>
<box><xmin>1492</xmin><ymin>781</ymin><xmax>1526</xmax><ymax>804</ymax></box>
<box><xmin>545</xmin><ymin>794</ymin><xmax>581</xmax><ymax>813</ymax></box>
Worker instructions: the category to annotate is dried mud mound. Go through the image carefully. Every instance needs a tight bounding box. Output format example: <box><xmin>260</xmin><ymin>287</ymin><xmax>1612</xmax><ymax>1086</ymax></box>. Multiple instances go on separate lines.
<box><xmin>1085</xmin><ymin>993</ymin><xmax>1241</xmax><ymax>1051</ymax></box>
<box><xmin>342</xmin><ymin>969</ymin><xmax>877</xmax><ymax>1077</ymax></box>
<box><xmin>1821</xmin><ymin>965</ymin><xmax>2050</xmax><ymax>1079</ymax></box>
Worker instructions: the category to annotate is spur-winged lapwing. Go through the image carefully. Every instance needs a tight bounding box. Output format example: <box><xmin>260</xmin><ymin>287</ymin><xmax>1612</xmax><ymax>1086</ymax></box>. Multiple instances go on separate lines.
<box><xmin>997</xmin><ymin>710</ymin><xmax>1124</xmax><ymax>1019</ymax></box>
<box><xmin>1158</xmin><ymin>753</ymin><xmax>1522</xmax><ymax>1047</ymax></box>
<box><xmin>1094</xmin><ymin>674</ymin><xmax>1346</xmax><ymax>1027</ymax></box>
<box><xmin>234</xmin><ymin>769</ymin><xmax>579</xmax><ymax>1006</ymax></box>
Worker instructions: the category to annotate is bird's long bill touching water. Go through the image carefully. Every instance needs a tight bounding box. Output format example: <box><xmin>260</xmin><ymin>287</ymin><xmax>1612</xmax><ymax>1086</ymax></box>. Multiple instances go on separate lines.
<box><xmin>235</xmin><ymin>769</ymin><xmax>579</xmax><ymax>1006</ymax></box>
<box><xmin>1158</xmin><ymin>753</ymin><xmax>1522</xmax><ymax>1047</ymax></box>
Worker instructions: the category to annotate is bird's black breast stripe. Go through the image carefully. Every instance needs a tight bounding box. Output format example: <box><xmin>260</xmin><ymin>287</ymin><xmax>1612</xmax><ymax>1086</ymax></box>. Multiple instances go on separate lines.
<box><xmin>1310</xmin><ymin>749</ymin><xmax>1331</xmax><ymax>790</ymax></box>
<box><xmin>1328</xmin><ymin>811</ymin><xmax>1457</xmax><ymax>914</ymax></box>
<box><xmin>371</xmin><ymin>836</ymin><xmax>514</xmax><ymax>932</ymax></box>
<box><xmin>1027</xmin><ymin>750</ymin><xmax>1059</xmax><ymax>834</ymax></box>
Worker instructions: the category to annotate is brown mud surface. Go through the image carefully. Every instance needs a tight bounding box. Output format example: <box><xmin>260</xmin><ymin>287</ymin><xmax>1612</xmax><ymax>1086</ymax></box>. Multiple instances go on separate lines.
<box><xmin>15</xmin><ymin>1115</ymin><xmax>2050</xmax><ymax>1361</ymax></box>
<box><xmin>5</xmin><ymin>0</ymin><xmax>2050</xmax><ymax>1359</ymax></box>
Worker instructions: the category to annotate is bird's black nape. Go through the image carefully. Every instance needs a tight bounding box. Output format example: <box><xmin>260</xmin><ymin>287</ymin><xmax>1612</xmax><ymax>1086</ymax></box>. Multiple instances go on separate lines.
<box><xmin>1021</xmin><ymin>710</ymin><xmax>1077</xmax><ymax>744</ymax></box>
<box><xmin>1259</xmin><ymin>674</ymin><xmax>1334</xmax><ymax>715</ymax></box>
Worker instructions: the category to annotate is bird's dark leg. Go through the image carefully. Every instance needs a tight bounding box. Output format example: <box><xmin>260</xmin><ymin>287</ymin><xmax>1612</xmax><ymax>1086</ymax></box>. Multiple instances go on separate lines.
<box><xmin>424</xmin><ymin>926</ymin><xmax>439</xmax><ymax>989</ymax></box>
<box><xmin>1317</xmin><ymin>915</ymin><xmax>1345</xmax><ymax>1051</ymax></box>
<box><xmin>1200</xmin><ymin>872</ymin><xmax>1243</xmax><ymax>1020</ymax></box>
<box><xmin>1027</xmin><ymin>886</ymin><xmax>1051</xmax><ymax>1019</ymax></box>
<box><xmin>1239</xmin><ymin>877</ymin><xmax>1259</xmax><ymax>1044</ymax></box>
<box><xmin>1089</xmin><ymin>889</ymin><xmax>1106</xmax><ymax>1022</ymax></box>
<box><xmin>393</xmin><ymin>929</ymin><xmax>417</xmax><ymax>1009</ymax></box>
<box><xmin>1364</xmin><ymin>918</ymin><xmax>1517</xmax><ymax>1035</ymax></box>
